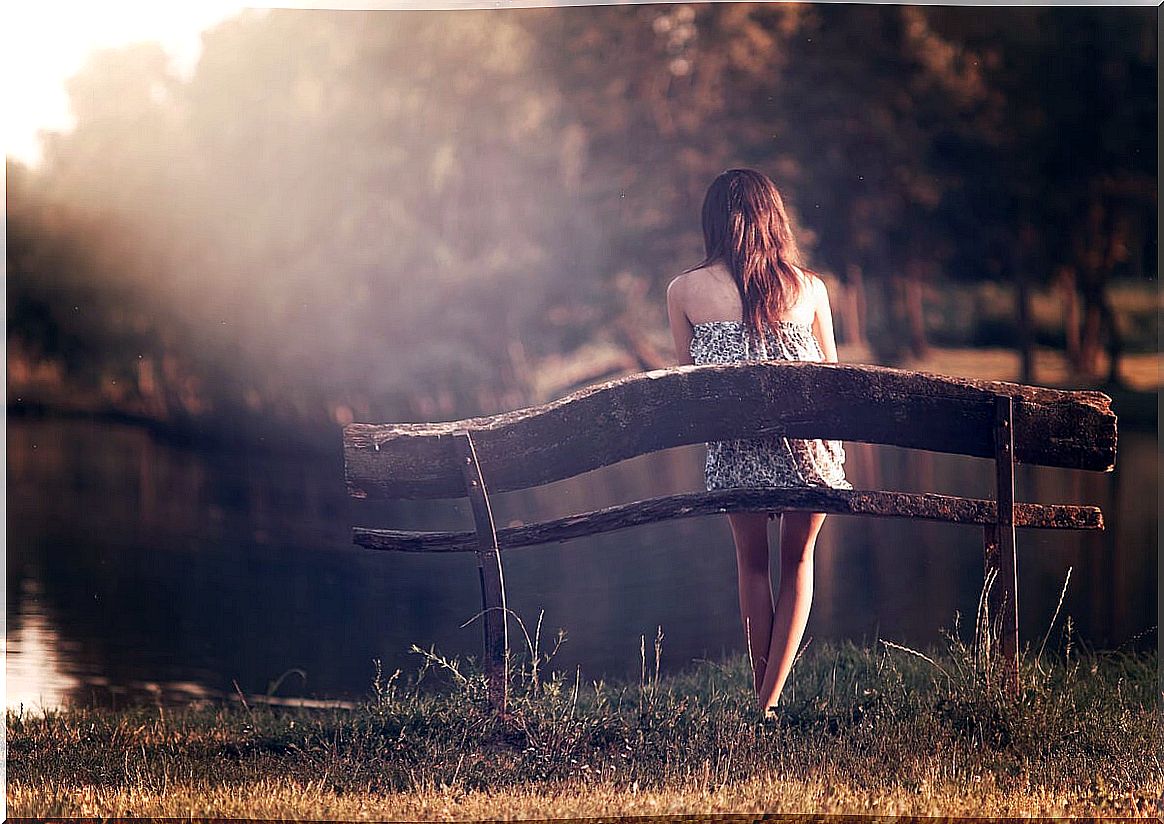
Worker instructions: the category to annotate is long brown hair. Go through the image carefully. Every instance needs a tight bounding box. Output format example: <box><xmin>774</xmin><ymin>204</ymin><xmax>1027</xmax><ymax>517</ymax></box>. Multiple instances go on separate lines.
<box><xmin>684</xmin><ymin>168</ymin><xmax>810</xmax><ymax>351</ymax></box>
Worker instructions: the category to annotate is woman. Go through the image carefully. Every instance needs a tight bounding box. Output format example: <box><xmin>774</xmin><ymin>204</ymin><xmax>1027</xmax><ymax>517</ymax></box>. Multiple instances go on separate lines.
<box><xmin>665</xmin><ymin>168</ymin><xmax>852</xmax><ymax>719</ymax></box>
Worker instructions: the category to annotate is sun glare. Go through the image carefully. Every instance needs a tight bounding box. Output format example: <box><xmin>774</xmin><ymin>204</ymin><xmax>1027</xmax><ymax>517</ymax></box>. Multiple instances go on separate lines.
<box><xmin>2</xmin><ymin>2</ymin><xmax>255</xmax><ymax>167</ymax></box>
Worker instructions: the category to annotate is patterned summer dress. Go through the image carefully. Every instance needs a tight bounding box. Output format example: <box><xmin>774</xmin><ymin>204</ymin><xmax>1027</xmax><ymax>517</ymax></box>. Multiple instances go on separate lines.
<box><xmin>689</xmin><ymin>319</ymin><xmax>853</xmax><ymax>500</ymax></box>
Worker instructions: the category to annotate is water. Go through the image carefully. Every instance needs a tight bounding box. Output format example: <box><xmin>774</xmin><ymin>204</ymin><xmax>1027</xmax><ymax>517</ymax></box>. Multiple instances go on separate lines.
<box><xmin>6</xmin><ymin>416</ymin><xmax>1157</xmax><ymax>710</ymax></box>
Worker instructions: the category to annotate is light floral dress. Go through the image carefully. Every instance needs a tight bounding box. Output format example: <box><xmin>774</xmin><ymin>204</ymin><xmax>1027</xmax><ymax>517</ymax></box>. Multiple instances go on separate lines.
<box><xmin>689</xmin><ymin>319</ymin><xmax>852</xmax><ymax>495</ymax></box>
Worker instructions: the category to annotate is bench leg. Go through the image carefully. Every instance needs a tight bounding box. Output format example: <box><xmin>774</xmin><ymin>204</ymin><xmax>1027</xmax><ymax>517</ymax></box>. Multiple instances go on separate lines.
<box><xmin>989</xmin><ymin>396</ymin><xmax>1020</xmax><ymax>698</ymax></box>
<box><xmin>982</xmin><ymin>524</ymin><xmax>1018</xmax><ymax>695</ymax></box>
<box><xmin>454</xmin><ymin>431</ymin><xmax>509</xmax><ymax>714</ymax></box>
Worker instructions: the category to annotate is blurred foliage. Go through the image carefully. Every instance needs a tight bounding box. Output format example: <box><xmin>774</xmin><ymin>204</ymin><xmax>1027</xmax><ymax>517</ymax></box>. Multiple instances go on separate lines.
<box><xmin>5</xmin><ymin>6</ymin><xmax>1157</xmax><ymax>441</ymax></box>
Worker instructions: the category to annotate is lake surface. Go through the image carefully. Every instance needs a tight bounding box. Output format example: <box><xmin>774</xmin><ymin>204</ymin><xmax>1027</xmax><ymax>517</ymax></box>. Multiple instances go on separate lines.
<box><xmin>7</xmin><ymin>415</ymin><xmax>1157</xmax><ymax>710</ymax></box>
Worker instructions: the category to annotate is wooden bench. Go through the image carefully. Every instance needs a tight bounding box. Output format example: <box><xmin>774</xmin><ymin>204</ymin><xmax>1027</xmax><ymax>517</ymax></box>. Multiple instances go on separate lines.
<box><xmin>343</xmin><ymin>362</ymin><xmax>1117</xmax><ymax>712</ymax></box>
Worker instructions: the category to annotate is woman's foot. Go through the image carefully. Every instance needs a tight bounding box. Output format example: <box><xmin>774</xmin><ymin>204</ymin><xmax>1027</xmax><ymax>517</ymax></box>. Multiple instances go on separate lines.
<box><xmin>760</xmin><ymin>706</ymin><xmax>780</xmax><ymax>725</ymax></box>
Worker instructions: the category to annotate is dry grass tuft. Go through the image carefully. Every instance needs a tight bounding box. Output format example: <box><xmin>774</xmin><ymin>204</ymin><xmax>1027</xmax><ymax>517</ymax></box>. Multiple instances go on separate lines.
<box><xmin>9</xmin><ymin>598</ymin><xmax>1160</xmax><ymax>819</ymax></box>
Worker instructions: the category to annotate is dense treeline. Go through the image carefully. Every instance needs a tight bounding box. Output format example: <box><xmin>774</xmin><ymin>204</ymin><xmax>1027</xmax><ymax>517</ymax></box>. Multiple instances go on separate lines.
<box><xmin>6</xmin><ymin>5</ymin><xmax>1156</xmax><ymax>444</ymax></box>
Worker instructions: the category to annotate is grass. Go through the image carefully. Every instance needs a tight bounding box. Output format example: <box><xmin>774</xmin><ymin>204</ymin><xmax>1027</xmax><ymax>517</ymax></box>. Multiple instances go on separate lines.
<box><xmin>8</xmin><ymin>600</ymin><xmax>1162</xmax><ymax>819</ymax></box>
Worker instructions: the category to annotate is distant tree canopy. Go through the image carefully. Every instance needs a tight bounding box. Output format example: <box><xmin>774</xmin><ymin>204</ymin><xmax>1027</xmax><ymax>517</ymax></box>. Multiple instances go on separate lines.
<box><xmin>6</xmin><ymin>5</ymin><xmax>1156</xmax><ymax>434</ymax></box>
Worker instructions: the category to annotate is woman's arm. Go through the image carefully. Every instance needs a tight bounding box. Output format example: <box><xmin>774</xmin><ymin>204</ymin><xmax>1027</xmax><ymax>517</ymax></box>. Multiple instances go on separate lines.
<box><xmin>666</xmin><ymin>274</ymin><xmax>695</xmax><ymax>366</ymax></box>
<box><xmin>811</xmin><ymin>276</ymin><xmax>841</xmax><ymax>363</ymax></box>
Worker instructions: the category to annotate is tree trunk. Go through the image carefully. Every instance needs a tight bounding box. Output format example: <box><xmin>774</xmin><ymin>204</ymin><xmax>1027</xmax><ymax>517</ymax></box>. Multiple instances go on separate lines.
<box><xmin>904</xmin><ymin>268</ymin><xmax>928</xmax><ymax>359</ymax></box>
<box><xmin>1057</xmin><ymin>266</ymin><xmax>1083</xmax><ymax>374</ymax></box>
<box><xmin>1080</xmin><ymin>303</ymin><xmax>1103</xmax><ymax>378</ymax></box>
<box><xmin>875</xmin><ymin>273</ymin><xmax>909</xmax><ymax>364</ymax></box>
<box><xmin>1098</xmin><ymin>292</ymin><xmax>1124</xmax><ymax>386</ymax></box>
<box><xmin>1016</xmin><ymin>265</ymin><xmax>1035</xmax><ymax>384</ymax></box>
<box><xmin>845</xmin><ymin>264</ymin><xmax>868</xmax><ymax>348</ymax></box>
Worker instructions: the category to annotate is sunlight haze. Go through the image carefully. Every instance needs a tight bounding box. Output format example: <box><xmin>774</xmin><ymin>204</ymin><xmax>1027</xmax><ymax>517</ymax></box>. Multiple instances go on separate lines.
<box><xmin>2</xmin><ymin>2</ymin><xmax>254</xmax><ymax>167</ymax></box>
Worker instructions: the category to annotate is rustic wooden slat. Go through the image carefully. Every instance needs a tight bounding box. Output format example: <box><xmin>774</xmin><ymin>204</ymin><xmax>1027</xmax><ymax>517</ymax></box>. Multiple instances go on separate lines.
<box><xmin>990</xmin><ymin>396</ymin><xmax>1020</xmax><ymax>697</ymax></box>
<box><xmin>453</xmin><ymin>431</ymin><xmax>509</xmax><ymax>713</ymax></box>
<box><xmin>345</xmin><ymin>362</ymin><xmax>1117</xmax><ymax>500</ymax></box>
<box><xmin>351</xmin><ymin>487</ymin><xmax>1103</xmax><ymax>553</ymax></box>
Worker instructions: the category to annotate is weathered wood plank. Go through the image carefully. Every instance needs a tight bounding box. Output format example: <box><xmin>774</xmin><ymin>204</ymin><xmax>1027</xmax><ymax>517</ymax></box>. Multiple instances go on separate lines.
<box><xmin>351</xmin><ymin>487</ymin><xmax>1104</xmax><ymax>553</ymax></box>
<box><xmin>345</xmin><ymin>362</ymin><xmax>1117</xmax><ymax>500</ymax></box>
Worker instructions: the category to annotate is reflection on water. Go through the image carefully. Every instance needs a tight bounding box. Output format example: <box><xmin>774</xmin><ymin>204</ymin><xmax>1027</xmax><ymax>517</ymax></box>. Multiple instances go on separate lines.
<box><xmin>6</xmin><ymin>578</ymin><xmax>77</xmax><ymax>711</ymax></box>
<box><xmin>6</xmin><ymin>415</ymin><xmax>1157</xmax><ymax>710</ymax></box>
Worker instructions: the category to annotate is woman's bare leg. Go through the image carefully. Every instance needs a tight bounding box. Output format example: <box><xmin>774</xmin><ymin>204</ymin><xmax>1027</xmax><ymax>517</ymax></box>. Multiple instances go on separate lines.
<box><xmin>727</xmin><ymin>511</ymin><xmax>774</xmax><ymax>694</ymax></box>
<box><xmin>757</xmin><ymin>511</ymin><xmax>826</xmax><ymax>712</ymax></box>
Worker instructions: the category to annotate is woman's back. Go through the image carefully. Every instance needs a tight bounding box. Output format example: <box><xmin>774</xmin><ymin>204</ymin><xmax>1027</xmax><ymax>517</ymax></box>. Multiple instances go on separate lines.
<box><xmin>681</xmin><ymin>261</ymin><xmax>817</xmax><ymax>328</ymax></box>
<box><xmin>683</xmin><ymin>261</ymin><xmax>827</xmax><ymax>366</ymax></box>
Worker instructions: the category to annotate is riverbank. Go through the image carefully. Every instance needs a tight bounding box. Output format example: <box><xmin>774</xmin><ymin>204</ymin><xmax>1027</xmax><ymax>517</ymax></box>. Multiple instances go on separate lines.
<box><xmin>9</xmin><ymin>627</ymin><xmax>1160</xmax><ymax>818</ymax></box>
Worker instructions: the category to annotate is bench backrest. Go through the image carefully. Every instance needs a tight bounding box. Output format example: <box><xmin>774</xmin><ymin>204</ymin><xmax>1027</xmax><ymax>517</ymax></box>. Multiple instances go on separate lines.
<box><xmin>344</xmin><ymin>362</ymin><xmax>1117</xmax><ymax>500</ymax></box>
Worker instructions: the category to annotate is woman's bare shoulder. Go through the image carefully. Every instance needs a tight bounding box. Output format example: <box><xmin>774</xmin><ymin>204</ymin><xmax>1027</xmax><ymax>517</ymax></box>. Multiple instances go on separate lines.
<box><xmin>668</xmin><ymin>264</ymin><xmax>721</xmax><ymax>304</ymax></box>
<box><xmin>791</xmin><ymin>264</ymin><xmax>821</xmax><ymax>284</ymax></box>
<box><xmin>790</xmin><ymin>265</ymin><xmax>824</xmax><ymax>300</ymax></box>
<box><xmin>672</xmin><ymin>264</ymin><xmax>717</xmax><ymax>285</ymax></box>
<box><xmin>666</xmin><ymin>270</ymin><xmax>694</xmax><ymax>321</ymax></box>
